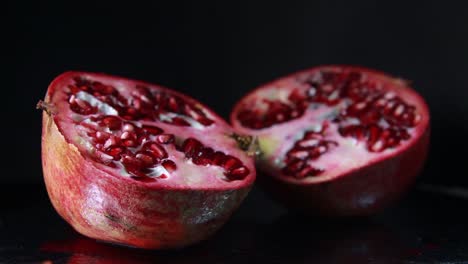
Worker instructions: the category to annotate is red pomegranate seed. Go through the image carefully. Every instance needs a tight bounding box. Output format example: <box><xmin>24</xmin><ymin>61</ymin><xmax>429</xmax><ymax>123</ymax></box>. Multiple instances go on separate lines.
<box><xmin>144</xmin><ymin>142</ymin><xmax>168</xmax><ymax>160</ymax></box>
<box><xmin>168</xmin><ymin>96</ymin><xmax>180</xmax><ymax>112</ymax></box>
<box><xmin>107</xmin><ymin>146</ymin><xmax>125</xmax><ymax>159</ymax></box>
<box><xmin>182</xmin><ymin>138</ymin><xmax>202</xmax><ymax>158</ymax></box>
<box><xmin>142</xmin><ymin>125</ymin><xmax>163</xmax><ymax>135</ymax></box>
<box><xmin>121</xmin><ymin>131</ymin><xmax>136</xmax><ymax>140</ymax></box>
<box><xmin>227</xmin><ymin>166</ymin><xmax>250</xmax><ymax>180</ymax></box>
<box><xmin>135</xmin><ymin>151</ymin><xmax>156</xmax><ymax>167</ymax></box>
<box><xmin>122</xmin><ymin>139</ymin><xmax>137</xmax><ymax>147</ymax></box>
<box><xmin>212</xmin><ymin>151</ymin><xmax>226</xmax><ymax>166</ymax></box>
<box><xmin>102</xmin><ymin>116</ymin><xmax>122</xmax><ymax>130</ymax></box>
<box><xmin>283</xmin><ymin>159</ymin><xmax>306</xmax><ymax>175</ymax></box>
<box><xmin>95</xmin><ymin>131</ymin><xmax>110</xmax><ymax>143</ymax></box>
<box><xmin>287</xmin><ymin>149</ymin><xmax>309</xmax><ymax>160</ymax></box>
<box><xmin>296</xmin><ymin>166</ymin><xmax>323</xmax><ymax>178</ymax></box>
<box><xmin>298</xmin><ymin>139</ymin><xmax>320</xmax><ymax>148</ymax></box>
<box><xmin>69</xmin><ymin>97</ymin><xmax>97</xmax><ymax>115</ymax></box>
<box><xmin>125</xmin><ymin>166</ymin><xmax>147</xmax><ymax>178</ymax></box>
<box><xmin>223</xmin><ymin>156</ymin><xmax>242</xmax><ymax>171</ymax></box>
<box><xmin>170</xmin><ymin>117</ymin><xmax>190</xmax><ymax>126</ymax></box>
<box><xmin>368</xmin><ymin>125</ymin><xmax>382</xmax><ymax>144</ymax></box>
<box><xmin>92</xmin><ymin>82</ymin><xmax>115</xmax><ymax>95</ymax></box>
<box><xmin>162</xmin><ymin>159</ymin><xmax>177</xmax><ymax>173</ymax></box>
<box><xmin>104</xmin><ymin>137</ymin><xmax>118</xmax><ymax>149</ymax></box>
<box><xmin>121</xmin><ymin>155</ymin><xmax>143</xmax><ymax>167</ymax></box>
<box><xmin>155</xmin><ymin>134</ymin><xmax>175</xmax><ymax>144</ymax></box>
<box><xmin>197</xmin><ymin>117</ymin><xmax>214</xmax><ymax>126</ymax></box>
<box><xmin>123</xmin><ymin>123</ymin><xmax>136</xmax><ymax>132</ymax></box>
<box><xmin>369</xmin><ymin>139</ymin><xmax>385</xmax><ymax>152</ymax></box>
<box><xmin>192</xmin><ymin>147</ymin><xmax>214</xmax><ymax>166</ymax></box>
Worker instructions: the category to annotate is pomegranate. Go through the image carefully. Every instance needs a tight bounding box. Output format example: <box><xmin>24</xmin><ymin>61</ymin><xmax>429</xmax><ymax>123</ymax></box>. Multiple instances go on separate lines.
<box><xmin>38</xmin><ymin>71</ymin><xmax>256</xmax><ymax>249</ymax></box>
<box><xmin>231</xmin><ymin>65</ymin><xmax>430</xmax><ymax>217</ymax></box>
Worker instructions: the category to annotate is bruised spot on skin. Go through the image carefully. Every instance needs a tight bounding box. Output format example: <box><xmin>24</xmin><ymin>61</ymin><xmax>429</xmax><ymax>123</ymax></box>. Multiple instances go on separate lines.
<box><xmin>104</xmin><ymin>212</ymin><xmax>137</xmax><ymax>231</ymax></box>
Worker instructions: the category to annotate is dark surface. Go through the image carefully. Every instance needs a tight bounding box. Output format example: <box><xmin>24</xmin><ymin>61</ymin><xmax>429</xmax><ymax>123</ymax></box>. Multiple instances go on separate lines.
<box><xmin>1</xmin><ymin>184</ymin><xmax>467</xmax><ymax>263</ymax></box>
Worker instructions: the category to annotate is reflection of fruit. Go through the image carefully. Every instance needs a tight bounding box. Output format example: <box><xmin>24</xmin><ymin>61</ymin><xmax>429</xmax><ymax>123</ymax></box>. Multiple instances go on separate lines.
<box><xmin>42</xmin><ymin>237</ymin><xmax>164</xmax><ymax>264</ymax></box>
<box><xmin>41</xmin><ymin>236</ymin><xmax>222</xmax><ymax>264</ymax></box>
<box><xmin>231</xmin><ymin>65</ymin><xmax>430</xmax><ymax>216</ymax></box>
<box><xmin>39</xmin><ymin>72</ymin><xmax>256</xmax><ymax>249</ymax></box>
<box><xmin>260</xmin><ymin>214</ymin><xmax>405</xmax><ymax>263</ymax></box>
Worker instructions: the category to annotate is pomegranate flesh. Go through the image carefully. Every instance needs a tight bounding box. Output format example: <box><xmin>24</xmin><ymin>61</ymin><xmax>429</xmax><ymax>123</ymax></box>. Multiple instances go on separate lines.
<box><xmin>231</xmin><ymin>65</ymin><xmax>430</xmax><ymax>217</ymax></box>
<box><xmin>39</xmin><ymin>72</ymin><xmax>256</xmax><ymax>249</ymax></box>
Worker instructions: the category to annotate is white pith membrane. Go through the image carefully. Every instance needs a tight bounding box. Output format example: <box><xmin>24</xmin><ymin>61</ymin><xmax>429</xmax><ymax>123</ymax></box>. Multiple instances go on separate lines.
<box><xmin>50</xmin><ymin>73</ymin><xmax>252</xmax><ymax>188</ymax></box>
<box><xmin>233</xmin><ymin>69</ymin><xmax>427</xmax><ymax>184</ymax></box>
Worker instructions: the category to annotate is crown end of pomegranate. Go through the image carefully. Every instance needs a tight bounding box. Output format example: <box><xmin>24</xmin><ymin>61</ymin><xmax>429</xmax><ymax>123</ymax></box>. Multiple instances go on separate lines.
<box><xmin>230</xmin><ymin>133</ymin><xmax>263</xmax><ymax>158</ymax></box>
<box><xmin>37</xmin><ymin>100</ymin><xmax>55</xmax><ymax>116</ymax></box>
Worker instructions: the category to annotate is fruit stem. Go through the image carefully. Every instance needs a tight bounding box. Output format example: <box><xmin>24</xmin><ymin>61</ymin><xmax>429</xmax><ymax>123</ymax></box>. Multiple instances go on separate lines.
<box><xmin>230</xmin><ymin>133</ymin><xmax>263</xmax><ymax>158</ymax></box>
<box><xmin>36</xmin><ymin>100</ymin><xmax>55</xmax><ymax>115</ymax></box>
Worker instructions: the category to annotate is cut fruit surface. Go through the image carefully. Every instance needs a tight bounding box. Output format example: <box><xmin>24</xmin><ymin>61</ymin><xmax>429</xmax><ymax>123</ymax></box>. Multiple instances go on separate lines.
<box><xmin>231</xmin><ymin>65</ymin><xmax>430</xmax><ymax>216</ymax></box>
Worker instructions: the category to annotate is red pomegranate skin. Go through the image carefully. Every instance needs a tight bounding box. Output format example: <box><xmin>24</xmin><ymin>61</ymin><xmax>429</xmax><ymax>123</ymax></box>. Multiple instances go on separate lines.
<box><xmin>41</xmin><ymin>73</ymin><xmax>254</xmax><ymax>249</ymax></box>
<box><xmin>232</xmin><ymin>65</ymin><xmax>430</xmax><ymax>217</ymax></box>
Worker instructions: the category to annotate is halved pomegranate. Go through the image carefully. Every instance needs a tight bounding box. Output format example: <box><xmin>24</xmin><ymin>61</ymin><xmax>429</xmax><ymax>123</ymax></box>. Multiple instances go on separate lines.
<box><xmin>231</xmin><ymin>65</ymin><xmax>430</xmax><ymax>217</ymax></box>
<box><xmin>39</xmin><ymin>72</ymin><xmax>256</xmax><ymax>249</ymax></box>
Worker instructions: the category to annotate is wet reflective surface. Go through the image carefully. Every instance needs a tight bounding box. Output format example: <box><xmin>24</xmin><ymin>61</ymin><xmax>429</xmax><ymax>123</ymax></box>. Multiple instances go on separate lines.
<box><xmin>1</xmin><ymin>183</ymin><xmax>467</xmax><ymax>263</ymax></box>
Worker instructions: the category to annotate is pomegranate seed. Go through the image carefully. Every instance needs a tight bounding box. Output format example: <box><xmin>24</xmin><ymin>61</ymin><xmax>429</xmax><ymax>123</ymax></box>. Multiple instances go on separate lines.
<box><xmin>132</xmin><ymin>99</ymin><xmax>143</xmax><ymax>109</ymax></box>
<box><xmin>144</xmin><ymin>142</ymin><xmax>168</xmax><ymax>160</ymax></box>
<box><xmin>122</xmin><ymin>140</ymin><xmax>137</xmax><ymax>147</ymax></box>
<box><xmin>69</xmin><ymin>97</ymin><xmax>97</xmax><ymax>115</ymax></box>
<box><xmin>298</xmin><ymin>139</ymin><xmax>319</xmax><ymax>148</ymax></box>
<box><xmin>413</xmin><ymin>114</ymin><xmax>422</xmax><ymax>125</ymax></box>
<box><xmin>287</xmin><ymin>149</ymin><xmax>309</xmax><ymax>160</ymax></box>
<box><xmin>368</xmin><ymin>125</ymin><xmax>382</xmax><ymax>144</ymax></box>
<box><xmin>155</xmin><ymin>134</ymin><xmax>175</xmax><ymax>144</ymax></box>
<box><xmin>107</xmin><ymin>146</ymin><xmax>125</xmax><ymax>159</ymax></box>
<box><xmin>212</xmin><ymin>151</ymin><xmax>226</xmax><ymax>166</ymax></box>
<box><xmin>136</xmin><ymin>151</ymin><xmax>155</xmax><ymax>166</ymax></box>
<box><xmin>125</xmin><ymin>166</ymin><xmax>147</xmax><ymax>178</ymax></box>
<box><xmin>121</xmin><ymin>155</ymin><xmax>143</xmax><ymax>167</ymax></box>
<box><xmin>170</xmin><ymin>117</ymin><xmax>190</xmax><ymax>126</ymax></box>
<box><xmin>121</xmin><ymin>131</ymin><xmax>136</xmax><ymax>140</ymax></box>
<box><xmin>123</xmin><ymin>123</ymin><xmax>136</xmax><ymax>132</ymax></box>
<box><xmin>167</xmin><ymin>96</ymin><xmax>180</xmax><ymax>112</ymax></box>
<box><xmin>104</xmin><ymin>137</ymin><xmax>118</xmax><ymax>149</ymax></box>
<box><xmin>393</xmin><ymin>104</ymin><xmax>405</xmax><ymax>117</ymax></box>
<box><xmin>93</xmin><ymin>82</ymin><xmax>115</xmax><ymax>95</ymax></box>
<box><xmin>309</xmin><ymin>146</ymin><xmax>324</xmax><ymax>159</ymax></box>
<box><xmin>283</xmin><ymin>159</ymin><xmax>306</xmax><ymax>175</ymax></box>
<box><xmin>182</xmin><ymin>138</ymin><xmax>202</xmax><ymax>158</ymax></box>
<box><xmin>227</xmin><ymin>166</ymin><xmax>249</xmax><ymax>180</ymax></box>
<box><xmin>223</xmin><ymin>156</ymin><xmax>242</xmax><ymax>171</ymax></box>
<box><xmin>162</xmin><ymin>159</ymin><xmax>177</xmax><ymax>172</ymax></box>
<box><xmin>142</xmin><ymin>125</ymin><xmax>162</xmax><ymax>135</ymax></box>
<box><xmin>370</xmin><ymin>140</ymin><xmax>385</xmax><ymax>152</ymax></box>
<box><xmin>192</xmin><ymin>147</ymin><xmax>214</xmax><ymax>166</ymax></box>
<box><xmin>95</xmin><ymin>131</ymin><xmax>110</xmax><ymax>143</ymax></box>
<box><xmin>102</xmin><ymin>116</ymin><xmax>122</xmax><ymax>130</ymax></box>
<box><xmin>197</xmin><ymin>117</ymin><xmax>214</xmax><ymax>126</ymax></box>
<box><xmin>296</xmin><ymin>166</ymin><xmax>323</xmax><ymax>178</ymax></box>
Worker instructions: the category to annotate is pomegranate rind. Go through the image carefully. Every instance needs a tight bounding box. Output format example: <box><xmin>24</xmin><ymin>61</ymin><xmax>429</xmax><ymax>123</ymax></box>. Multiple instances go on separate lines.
<box><xmin>41</xmin><ymin>72</ymin><xmax>255</xmax><ymax>249</ymax></box>
<box><xmin>231</xmin><ymin>65</ymin><xmax>430</xmax><ymax>216</ymax></box>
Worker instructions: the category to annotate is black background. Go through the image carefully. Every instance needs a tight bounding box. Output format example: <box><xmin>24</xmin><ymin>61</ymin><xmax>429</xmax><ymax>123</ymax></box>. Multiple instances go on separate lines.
<box><xmin>6</xmin><ymin>1</ymin><xmax>468</xmax><ymax>186</ymax></box>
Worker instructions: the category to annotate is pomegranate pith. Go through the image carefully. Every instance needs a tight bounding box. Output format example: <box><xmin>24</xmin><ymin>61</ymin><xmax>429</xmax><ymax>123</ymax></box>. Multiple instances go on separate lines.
<box><xmin>40</xmin><ymin>71</ymin><xmax>256</xmax><ymax>249</ymax></box>
<box><xmin>231</xmin><ymin>65</ymin><xmax>430</xmax><ymax>216</ymax></box>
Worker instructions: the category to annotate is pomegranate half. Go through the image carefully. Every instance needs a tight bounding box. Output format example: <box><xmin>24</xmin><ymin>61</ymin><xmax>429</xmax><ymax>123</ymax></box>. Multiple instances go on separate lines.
<box><xmin>231</xmin><ymin>65</ymin><xmax>430</xmax><ymax>217</ymax></box>
<box><xmin>39</xmin><ymin>72</ymin><xmax>256</xmax><ymax>249</ymax></box>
